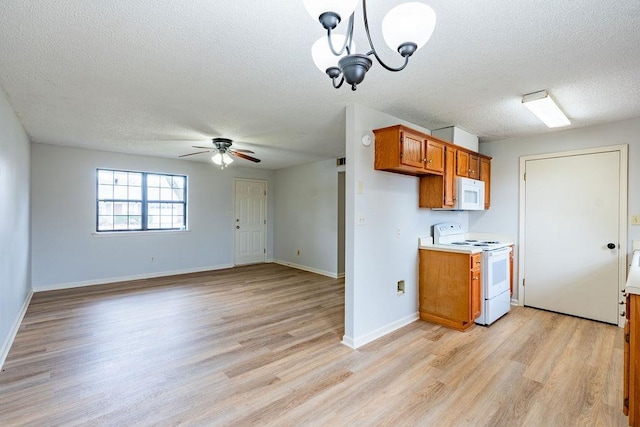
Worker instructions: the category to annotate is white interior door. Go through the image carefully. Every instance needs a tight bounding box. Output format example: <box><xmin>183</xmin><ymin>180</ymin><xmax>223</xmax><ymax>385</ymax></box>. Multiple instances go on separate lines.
<box><xmin>523</xmin><ymin>150</ymin><xmax>622</xmax><ymax>324</ymax></box>
<box><xmin>234</xmin><ymin>179</ymin><xmax>266</xmax><ymax>265</ymax></box>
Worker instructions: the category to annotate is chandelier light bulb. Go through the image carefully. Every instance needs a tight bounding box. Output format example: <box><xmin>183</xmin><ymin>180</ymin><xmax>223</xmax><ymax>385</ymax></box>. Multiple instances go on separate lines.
<box><xmin>311</xmin><ymin>35</ymin><xmax>354</xmax><ymax>73</ymax></box>
<box><xmin>382</xmin><ymin>2</ymin><xmax>436</xmax><ymax>53</ymax></box>
<box><xmin>211</xmin><ymin>153</ymin><xmax>223</xmax><ymax>165</ymax></box>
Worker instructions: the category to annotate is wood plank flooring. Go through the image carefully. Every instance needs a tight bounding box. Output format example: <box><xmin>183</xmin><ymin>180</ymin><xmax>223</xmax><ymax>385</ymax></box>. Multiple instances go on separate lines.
<box><xmin>0</xmin><ymin>263</ymin><xmax>628</xmax><ymax>426</ymax></box>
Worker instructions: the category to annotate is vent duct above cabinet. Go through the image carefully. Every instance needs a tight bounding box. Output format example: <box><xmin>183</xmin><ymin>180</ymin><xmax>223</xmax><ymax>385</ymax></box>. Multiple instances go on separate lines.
<box><xmin>432</xmin><ymin>126</ymin><xmax>479</xmax><ymax>152</ymax></box>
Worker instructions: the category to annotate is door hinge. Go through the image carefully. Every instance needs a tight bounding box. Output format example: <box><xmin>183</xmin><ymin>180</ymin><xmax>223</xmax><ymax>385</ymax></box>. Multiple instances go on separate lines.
<box><xmin>264</xmin><ymin>248</ymin><xmax>266</xmax><ymax>254</ymax></box>
<box><xmin>264</xmin><ymin>219</ymin><xmax>266</xmax><ymax>224</ymax></box>
<box><xmin>523</xmin><ymin>279</ymin><xmax>525</xmax><ymax>287</ymax></box>
<box><xmin>524</xmin><ymin>173</ymin><xmax>526</xmax><ymax>181</ymax></box>
<box><xmin>625</xmin><ymin>333</ymin><xmax>630</xmax><ymax>343</ymax></box>
<box><xmin>624</xmin><ymin>397</ymin><xmax>629</xmax><ymax>408</ymax></box>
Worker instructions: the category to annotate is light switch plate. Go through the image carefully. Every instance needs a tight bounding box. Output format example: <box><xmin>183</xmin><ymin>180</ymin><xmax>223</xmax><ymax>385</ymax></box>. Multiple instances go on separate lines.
<box><xmin>632</xmin><ymin>215</ymin><xmax>640</xmax><ymax>225</ymax></box>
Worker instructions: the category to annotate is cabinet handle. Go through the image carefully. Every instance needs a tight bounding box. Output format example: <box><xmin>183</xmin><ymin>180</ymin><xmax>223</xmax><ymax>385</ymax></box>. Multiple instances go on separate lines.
<box><xmin>472</xmin><ymin>277</ymin><xmax>478</xmax><ymax>280</ymax></box>
<box><xmin>621</xmin><ymin>311</ymin><xmax>626</xmax><ymax>317</ymax></box>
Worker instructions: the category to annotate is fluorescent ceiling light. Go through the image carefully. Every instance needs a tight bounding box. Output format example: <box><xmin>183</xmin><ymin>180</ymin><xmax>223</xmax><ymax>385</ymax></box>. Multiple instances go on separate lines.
<box><xmin>522</xmin><ymin>90</ymin><xmax>570</xmax><ymax>128</ymax></box>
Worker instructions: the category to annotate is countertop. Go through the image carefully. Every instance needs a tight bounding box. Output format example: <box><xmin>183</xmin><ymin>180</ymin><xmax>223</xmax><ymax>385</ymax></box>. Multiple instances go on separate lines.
<box><xmin>418</xmin><ymin>234</ymin><xmax>514</xmax><ymax>255</ymax></box>
<box><xmin>626</xmin><ymin>250</ymin><xmax>640</xmax><ymax>295</ymax></box>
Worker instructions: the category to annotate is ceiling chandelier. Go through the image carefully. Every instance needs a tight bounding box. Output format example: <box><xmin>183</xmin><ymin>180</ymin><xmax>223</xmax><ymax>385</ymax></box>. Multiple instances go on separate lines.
<box><xmin>304</xmin><ymin>0</ymin><xmax>436</xmax><ymax>91</ymax></box>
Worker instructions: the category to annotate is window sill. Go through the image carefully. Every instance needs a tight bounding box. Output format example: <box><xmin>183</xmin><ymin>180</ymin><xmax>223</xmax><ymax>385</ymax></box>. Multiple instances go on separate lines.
<box><xmin>92</xmin><ymin>229</ymin><xmax>191</xmax><ymax>237</ymax></box>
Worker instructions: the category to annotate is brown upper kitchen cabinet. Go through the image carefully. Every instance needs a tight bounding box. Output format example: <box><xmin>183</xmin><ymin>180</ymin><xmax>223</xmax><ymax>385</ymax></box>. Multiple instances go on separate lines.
<box><xmin>480</xmin><ymin>157</ymin><xmax>491</xmax><ymax>209</ymax></box>
<box><xmin>456</xmin><ymin>150</ymin><xmax>468</xmax><ymax>177</ymax></box>
<box><xmin>373</xmin><ymin>125</ymin><xmax>444</xmax><ymax>176</ymax></box>
<box><xmin>419</xmin><ymin>145</ymin><xmax>456</xmax><ymax>208</ymax></box>
<box><xmin>456</xmin><ymin>150</ymin><xmax>479</xmax><ymax>179</ymax></box>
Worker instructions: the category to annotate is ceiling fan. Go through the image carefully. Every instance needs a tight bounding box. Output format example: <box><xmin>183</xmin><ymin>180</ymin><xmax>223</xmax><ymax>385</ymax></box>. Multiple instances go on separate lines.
<box><xmin>179</xmin><ymin>137</ymin><xmax>261</xmax><ymax>168</ymax></box>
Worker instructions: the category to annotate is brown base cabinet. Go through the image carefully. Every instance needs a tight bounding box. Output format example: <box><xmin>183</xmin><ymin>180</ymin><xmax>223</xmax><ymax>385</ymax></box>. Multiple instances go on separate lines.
<box><xmin>419</xmin><ymin>250</ymin><xmax>482</xmax><ymax>331</ymax></box>
<box><xmin>624</xmin><ymin>293</ymin><xmax>640</xmax><ymax>426</ymax></box>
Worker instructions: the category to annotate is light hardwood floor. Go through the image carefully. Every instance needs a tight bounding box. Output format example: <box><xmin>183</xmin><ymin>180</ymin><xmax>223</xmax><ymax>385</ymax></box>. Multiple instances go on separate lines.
<box><xmin>0</xmin><ymin>264</ymin><xmax>628</xmax><ymax>426</ymax></box>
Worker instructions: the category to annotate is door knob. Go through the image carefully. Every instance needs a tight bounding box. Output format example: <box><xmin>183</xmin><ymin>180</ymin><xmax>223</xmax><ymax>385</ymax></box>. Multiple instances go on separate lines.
<box><xmin>607</xmin><ymin>243</ymin><xmax>616</xmax><ymax>249</ymax></box>
<box><xmin>236</xmin><ymin>226</ymin><xmax>240</xmax><ymax>229</ymax></box>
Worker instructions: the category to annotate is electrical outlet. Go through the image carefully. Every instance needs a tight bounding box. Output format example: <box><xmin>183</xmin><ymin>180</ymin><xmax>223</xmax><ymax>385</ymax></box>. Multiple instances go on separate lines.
<box><xmin>397</xmin><ymin>280</ymin><xmax>405</xmax><ymax>295</ymax></box>
<box><xmin>357</xmin><ymin>215</ymin><xmax>365</xmax><ymax>226</ymax></box>
<box><xmin>150</xmin><ymin>256</ymin><xmax>155</xmax><ymax>262</ymax></box>
<box><xmin>396</xmin><ymin>227</ymin><xmax>401</xmax><ymax>238</ymax></box>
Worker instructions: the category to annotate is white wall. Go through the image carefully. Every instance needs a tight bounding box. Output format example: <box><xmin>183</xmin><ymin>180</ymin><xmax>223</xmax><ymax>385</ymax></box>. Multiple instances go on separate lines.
<box><xmin>470</xmin><ymin>117</ymin><xmax>640</xmax><ymax>298</ymax></box>
<box><xmin>344</xmin><ymin>103</ymin><xmax>467</xmax><ymax>348</ymax></box>
<box><xmin>273</xmin><ymin>159</ymin><xmax>341</xmax><ymax>277</ymax></box>
<box><xmin>31</xmin><ymin>143</ymin><xmax>275</xmax><ymax>290</ymax></box>
<box><xmin>0</xmin><ymin>88</ymin><xmax>31</xmax><ymax>366</ymax></box>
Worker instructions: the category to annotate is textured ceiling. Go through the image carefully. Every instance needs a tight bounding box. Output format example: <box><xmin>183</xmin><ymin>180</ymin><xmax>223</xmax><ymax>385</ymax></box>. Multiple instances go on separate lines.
<box><xmin>1</xmin><ymin>1</ymin><xmax>639</xmax><ymax>169</ymax></box>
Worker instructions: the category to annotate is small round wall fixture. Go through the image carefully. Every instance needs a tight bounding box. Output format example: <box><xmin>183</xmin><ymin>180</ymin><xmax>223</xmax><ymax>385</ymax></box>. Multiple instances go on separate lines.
<box><xmin>361</xmin><ymin>134</ymin><xmax>372</xmax><ymax>146</ymax></box>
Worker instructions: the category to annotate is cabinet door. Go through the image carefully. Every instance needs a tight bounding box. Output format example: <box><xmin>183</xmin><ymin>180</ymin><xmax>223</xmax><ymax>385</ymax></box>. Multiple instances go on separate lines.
<box><xmin>509</xmin><ymin>246</ymin><xmax>514</xmax><ymax>296</ymax></box>
<box><xmin>400</xmin><ymin>131</ymin><xmax>425</xmax><ymax>169</ymax></box>
<box><xmin>470</xmin><ymin>253</ymin><xmax>482</xmax><ymax>320</ymax></box>
<box><xmin>471</xmin><ymin>268</ymin><xmax>482</xmax><ymax>320</ymax></box>
<box><xmin>480</xmin><ymin>157</ymin><xmax>491</xmax><ymax>209</ymax></box>
<box><xmin>469</xmin><ymin>154</ymin><xmax>480</xmax><ymax>179</ymax></box>
<box><xmin>625</xmin><ymin>318</ymin><xmax>630</xmax><ymax>416</ymax></box>
<box><xmin>443</xmin><ymin>146</ymin><xmax>456</xmax><ymax>207</ymax></box>
<box><xmin>425</xmin><ymin>139</ymin><xmax>445</xmax><ymax>173</ymax></box>
<box><xmin>456</xmin><ymin>150</ymin><xmax>469</xmax><ymax>177</ymax></box>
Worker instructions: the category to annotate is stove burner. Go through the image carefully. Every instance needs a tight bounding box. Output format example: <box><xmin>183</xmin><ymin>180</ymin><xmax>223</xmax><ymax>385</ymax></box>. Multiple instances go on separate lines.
<box><xmin>484</xmin><ymin>241</ymin><xmax>501</xmax><ymax>244</ymax></box>
<box><xmin>473</xmin><ymin>243</ymin><xmax>489</xmax><ymax>247</ymax></box>
<box><xmin>465</xmin><ymin>239</ymin><xmax>479</xmax><ymax>242</ymax></box>
<box><xmin>450</xmin><ymin>242</ymin><xmax>469</xmax><ymax>245</ymax></box>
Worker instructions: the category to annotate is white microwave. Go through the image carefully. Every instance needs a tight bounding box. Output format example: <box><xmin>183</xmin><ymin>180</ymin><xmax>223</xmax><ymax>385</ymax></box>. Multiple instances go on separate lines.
<box><xmin>434</xmin><ymin>177</ymin><xmax>485</xmax><ymax>211</ymax></box>
<box><xmin>455</xmin><ymin>177</ymin><xmax>485</xmax><ymax>210</ymax></box>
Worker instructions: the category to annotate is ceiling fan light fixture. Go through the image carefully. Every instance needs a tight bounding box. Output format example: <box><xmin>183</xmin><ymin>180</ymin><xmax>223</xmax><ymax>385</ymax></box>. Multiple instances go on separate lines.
<box><xmin>522</xmin><ymin>90</ymin><xmax>571</xmax><ymax>128</ymax></box>
<box><xmin>211</xmin><ymin>152</ymin><xmax>223</xmax><ymax>165</ymax></box>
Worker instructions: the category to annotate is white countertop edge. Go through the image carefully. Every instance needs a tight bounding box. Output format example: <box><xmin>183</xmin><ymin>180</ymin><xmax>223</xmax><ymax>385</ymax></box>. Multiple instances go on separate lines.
<box><xmin>626</xmin><ymin>250</ymin><xmax>640</xmax><ymax>295</ymax></box>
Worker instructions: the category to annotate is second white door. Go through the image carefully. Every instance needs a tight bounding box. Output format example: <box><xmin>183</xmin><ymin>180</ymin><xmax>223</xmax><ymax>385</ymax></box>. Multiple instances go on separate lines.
<box><xmin>523</xmin><ymin>149</ymin><xmax>622</xmax><ymax>324</ymax></box>
<box><xmin>234</xmin><ymin>179</ymin><xmax>266</xmax><ymax>265</ymax></box>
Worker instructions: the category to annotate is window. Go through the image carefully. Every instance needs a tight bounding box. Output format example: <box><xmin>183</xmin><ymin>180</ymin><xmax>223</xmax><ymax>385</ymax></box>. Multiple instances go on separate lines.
<box><xmin>96</xmin><ymin>169</ymin><xmax>187</xmax><ymax>232</ymax></box>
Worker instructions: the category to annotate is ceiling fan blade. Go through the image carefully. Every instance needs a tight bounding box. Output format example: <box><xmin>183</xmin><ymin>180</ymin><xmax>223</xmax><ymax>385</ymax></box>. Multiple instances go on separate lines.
<box><xmin>179</xmin><ymin>150</ymin><xmax>212</xmax><ymax>158</ymax></box>
<box><xmin>230</xmin><ymin>148</ymin><xmax>254</xmax><ymax>154</ymax></box>
<box><xmin>192</xmin><ymin>145</ymin><xmax>214</xmax><ymax>150</ymax></box>
<box><xmin>232</xmin><ymin>151</ymin><xmax>261</xmax><ymax>163</ymax></box>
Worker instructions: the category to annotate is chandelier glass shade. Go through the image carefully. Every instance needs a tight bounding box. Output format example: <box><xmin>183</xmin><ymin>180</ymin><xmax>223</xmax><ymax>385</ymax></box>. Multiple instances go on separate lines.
<box><xmin>304</xmin><ymin>0</ymin><xmax>436</xmax><ymax>90</ymax></box>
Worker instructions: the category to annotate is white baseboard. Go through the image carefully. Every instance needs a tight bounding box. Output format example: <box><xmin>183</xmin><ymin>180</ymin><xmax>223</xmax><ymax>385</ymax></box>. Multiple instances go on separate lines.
<box><xmin>342</xmin><ymin>312</ymin><xmax>419</xmax><ymax>349</ymax></box>
<box><xmin>33</xmin><ymin>264</ymin><xmax>235</xmax><ymax>292</ymax></box>
<box><xmin>273</xmin><ymin>260</ymin><xmax>340</xmax><ymax>279</ymax></box>
<box><xmin>1</xmin><ymin>290</ymin><xmax>33</xmax><ymax>370</ymax></box>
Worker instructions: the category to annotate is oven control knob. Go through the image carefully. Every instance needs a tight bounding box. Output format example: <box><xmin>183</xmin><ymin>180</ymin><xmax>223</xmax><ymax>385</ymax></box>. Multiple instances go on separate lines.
<box><xmin>607</xmin><ymin>243</ymin><xmax>616</xmax><ymax>249</ymax></box>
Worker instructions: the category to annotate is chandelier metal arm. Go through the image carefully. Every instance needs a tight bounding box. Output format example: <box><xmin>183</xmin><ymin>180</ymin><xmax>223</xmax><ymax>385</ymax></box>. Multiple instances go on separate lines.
<box><xmin>326</xmin><ymin>14</ymin><xmax>355</xmax><ymax>56</ymax></box>
<box><xmin>332</xmin><ymin>76</ymin><xmax>345</xmax><ymax>89</ymax></box>
<box><xmin>362</xmin><ymin>0</ymin><xmax>412</xmax><ymax>72</ymax></box>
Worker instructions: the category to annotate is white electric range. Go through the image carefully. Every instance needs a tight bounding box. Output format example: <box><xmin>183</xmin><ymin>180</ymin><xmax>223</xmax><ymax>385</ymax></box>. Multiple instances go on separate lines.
<box><xmin>421</xmin><ymin>222</ymin><xmax>513</xmax><ymax>326</ymax></box>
